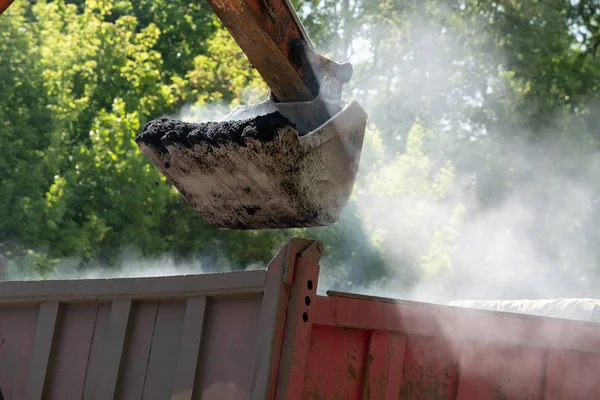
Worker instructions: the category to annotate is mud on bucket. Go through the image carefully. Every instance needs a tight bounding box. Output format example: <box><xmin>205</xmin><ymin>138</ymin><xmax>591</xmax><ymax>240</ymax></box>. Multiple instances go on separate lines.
<box><xmin>135</xmin><ymin>98</ymin><xmax>368</xmax><ymax>230</ymax></box>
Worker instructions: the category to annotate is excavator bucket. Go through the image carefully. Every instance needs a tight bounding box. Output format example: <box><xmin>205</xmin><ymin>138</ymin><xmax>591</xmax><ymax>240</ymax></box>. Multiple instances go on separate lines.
<box><xmin>136</xmin><ymin>96</ymin><xmax>367</xmax><ymax>229</ymax></box>
<box><xmin>136</xmin><ymin>0</ymin><xmax>368</xmax><ymax>229</ymax></box>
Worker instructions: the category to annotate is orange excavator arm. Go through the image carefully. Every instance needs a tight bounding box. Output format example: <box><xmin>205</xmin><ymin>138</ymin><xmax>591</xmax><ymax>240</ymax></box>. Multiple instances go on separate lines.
<box><xmin>204</xmin><ymin>0</ymin><xmax>352</xmax><ymax>103</ymax></box>
<box><xmin>0</xmin><ymin>0</ymin><xmax>15</xmax><ymax>16</ymax></box>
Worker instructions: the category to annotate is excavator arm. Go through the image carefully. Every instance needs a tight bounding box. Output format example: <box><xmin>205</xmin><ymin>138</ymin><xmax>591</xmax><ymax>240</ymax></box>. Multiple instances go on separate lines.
<box><xmin>0</xmin><ymin>0</ymin><xmax>15</xmax><ymax>16</ymax></box>
<box><xmin>204</xmin><ymin>0</ymin><xmax>353</xmax><ymax>103</ymax></box>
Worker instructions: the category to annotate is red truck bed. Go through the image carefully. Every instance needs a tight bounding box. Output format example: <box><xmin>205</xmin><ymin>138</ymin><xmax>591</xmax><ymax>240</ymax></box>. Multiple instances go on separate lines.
<box><xmin>1</xmin><ymin>238</ymin><xmax>599</xmax><ymax>399</ymax></box>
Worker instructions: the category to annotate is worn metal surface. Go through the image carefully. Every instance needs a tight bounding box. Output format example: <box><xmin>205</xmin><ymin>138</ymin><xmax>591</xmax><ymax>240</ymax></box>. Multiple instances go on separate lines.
<box><xmin>364</xmin><ymin>332</ymin><xmax>406</xmax><ymax>399</ymax></box>
<box><xmin>302</xmin><ymin>293</ymin><xmax>600</xmax><ymax>399</ymax></box>
<box><xmin>274</xmin><ymin>255</ymin><xmax>320</xmax><ymax>400</ymax></box>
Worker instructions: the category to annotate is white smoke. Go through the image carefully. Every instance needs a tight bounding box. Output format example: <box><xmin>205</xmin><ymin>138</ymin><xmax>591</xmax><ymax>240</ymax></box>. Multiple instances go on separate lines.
<box><xmin>312</xmin><ymin>4</ymin><xmax>600</xmax><ymax>307</ymax></box>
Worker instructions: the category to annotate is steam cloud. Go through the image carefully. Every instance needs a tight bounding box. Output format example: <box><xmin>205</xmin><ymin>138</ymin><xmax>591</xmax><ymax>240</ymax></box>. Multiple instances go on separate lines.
<box><xmin>314</xmin><ymin>6</ymin><xmax>600</xmax><ymax>307</ymax></box>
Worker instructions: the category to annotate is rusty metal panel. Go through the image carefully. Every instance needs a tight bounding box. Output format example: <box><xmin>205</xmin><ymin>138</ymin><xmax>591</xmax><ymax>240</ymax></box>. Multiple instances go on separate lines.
<box><xmin>319</xmin><ymin>294</ymin><xmax>600</xmax><ymax>353</ymax></box>
<box><xmin>545</xmin><ymin>349</ymin><xmax>600</xmax><ymax>399</ymax></box>
<box><xmin>363</xmin><ymin>332</ymin><xmax>406</xmax><ymax>400</ymax></box>
<box><xmin>399</xmin><ymin>336</ymin><xmax>460</xmax><ymax>400</ymax></box>
<box><xmin>456</xmin><ymin>342</ymin><xmax>546</xmax><ymax>400</ymax></box>
<box><xmin>274</xmin><ymin>256</ymin><xmax>320</xmax><ymax>400</ymax></box>
<box><xmin>301</xmin><ymin>326</ymin><xmax>369</xmax><ymax>399</ymax></box>
<box><xmin>308</xmin><ymin>292</ymin><xmax>600</xmax><ymax>400</ymax></box>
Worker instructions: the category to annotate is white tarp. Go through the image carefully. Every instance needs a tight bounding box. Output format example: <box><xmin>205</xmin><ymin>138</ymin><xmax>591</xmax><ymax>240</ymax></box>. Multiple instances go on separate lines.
<box><xmin>448</xmin><ymin>298</ymin><xmax>600</xmax><ymax>323</ymax></box>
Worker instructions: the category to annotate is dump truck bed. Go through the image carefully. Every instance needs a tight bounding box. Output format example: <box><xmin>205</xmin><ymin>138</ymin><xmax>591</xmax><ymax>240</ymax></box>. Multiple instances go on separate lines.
<box><xmin>1</xmin><ymin>238</ymin><xmax>600</xmax><ymax>399</ymax></box>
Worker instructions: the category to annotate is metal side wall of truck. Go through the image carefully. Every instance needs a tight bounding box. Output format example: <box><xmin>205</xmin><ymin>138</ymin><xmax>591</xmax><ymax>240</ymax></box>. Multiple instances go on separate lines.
<box><xmin>1</xmin><ymin>238</ymin><xmax>600</xmax><ymax>400</ymax></box>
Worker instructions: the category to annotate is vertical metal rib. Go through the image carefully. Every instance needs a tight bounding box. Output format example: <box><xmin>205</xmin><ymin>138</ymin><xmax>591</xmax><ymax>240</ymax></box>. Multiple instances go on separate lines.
<box><xmin>171</xmin><ymin>297</ymin><xmax>208</xmax><ymax>400</ymax></box>
<box><xmin>24</xmin><ymin>301</ymin><xmax>61</xmax><ymax>400</ymax></box>
<box><xmin>92</xmin><ymin>299</ymin><xmax>132</xmax><ymax>400</ymax></box>
<box><xmin>362</xmin><ymin>332</ymin><xmax>407</xmax><ymax>400</ymax></box>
